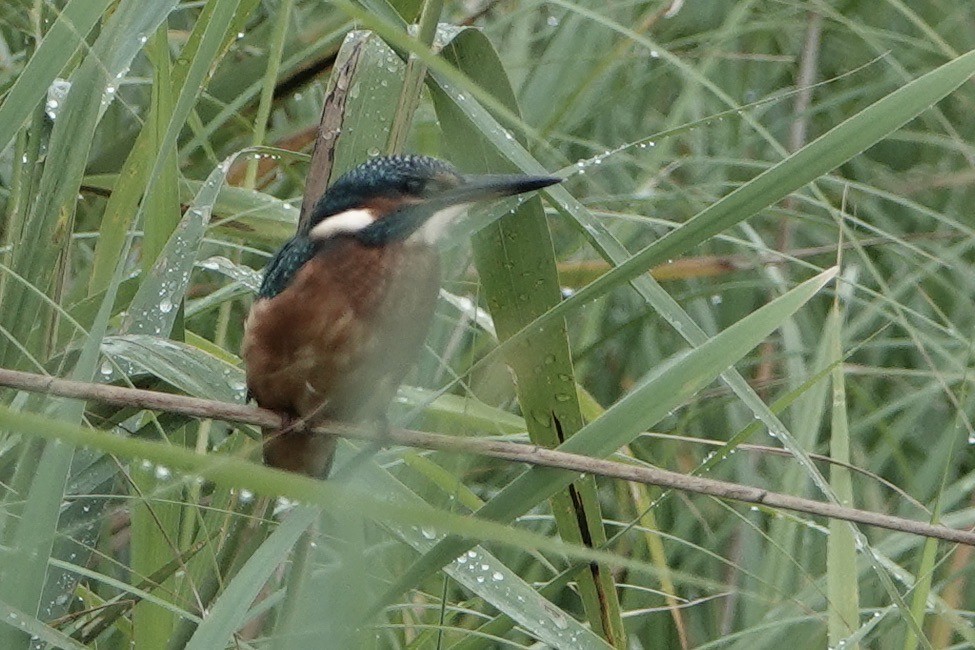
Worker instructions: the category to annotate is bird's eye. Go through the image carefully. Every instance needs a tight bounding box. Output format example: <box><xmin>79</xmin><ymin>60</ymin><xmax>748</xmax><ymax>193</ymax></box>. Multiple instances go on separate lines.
<box><xmin>404</xmin><ymin>177</ymin><xmax>426</xmax><ymax>195</ymax></box>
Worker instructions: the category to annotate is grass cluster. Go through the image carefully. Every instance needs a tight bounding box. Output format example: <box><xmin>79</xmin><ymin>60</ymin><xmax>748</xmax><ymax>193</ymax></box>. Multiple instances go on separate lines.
<box><xmin>1</xmin><ymin>1</ymin><xmax>974</xmax><ymax>648</ymax></box>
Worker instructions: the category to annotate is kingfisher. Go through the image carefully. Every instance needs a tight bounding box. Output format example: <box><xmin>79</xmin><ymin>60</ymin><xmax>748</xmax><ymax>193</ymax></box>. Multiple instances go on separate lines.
<box><xmin>242</xmin><ymin>154</ymin><xmax>560</xmax><ymax>478</ymax></box>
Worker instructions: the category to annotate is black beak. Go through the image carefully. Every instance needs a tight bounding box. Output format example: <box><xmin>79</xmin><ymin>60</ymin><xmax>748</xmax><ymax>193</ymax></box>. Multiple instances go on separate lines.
<box><xmin>442</xmin><ymin>173</ymin><xmax>562</xmax><ymax>206</ymax></box>
<box><xmin>354</xmin><ymin>172</ymin><xmax>561</xmax><ymax>246</ymax></box>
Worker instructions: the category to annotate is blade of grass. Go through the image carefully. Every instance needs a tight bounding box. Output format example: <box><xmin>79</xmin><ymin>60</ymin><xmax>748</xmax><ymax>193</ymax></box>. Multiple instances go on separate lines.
<box><xmin>352</xmin><ymin>459</ymin><xmax>614</xmax><ymax>649</ymax></box>
<box><xmin>117</xmin><ymin>0</ymin><xmax>244</xmax><ymax>286</ymax></box>
<box><xmin>371</xmin><ymin>267</ymin><xmax>837</xmax><ymax>613</ymax></box>
<box><xmin>826</xmin><ymin>304</ymin><xmax>861</xmax><ymax>646</ymax></box>
<box><xmin>129</xmin><ymin>26</ymin><xmax>185</xmax><ymax>646</ymax></box>
<box><xmin>88</xmin><ymin>0</ymin><xmax>221</xmax><ymax>293</ymax></box>
<box><xmin>184</xmin><ymin>508</ymin><xmax>316</xmax><ymax>650</ymax></box>
<box><xmin>384</xmin><ymin>0</ymin><xmax>441</xmax><ymax>153</ymax></box>
<box><xmin>141</xmin><ymin>23</ymin><xmax>182</xmax><ymax>273</ymax></box>
<box><xmin>0</xmin><ymin>404</ymin><xmax>734</xmax><ymax>586</ymax></box>
<box><xmin>243</xmin><ymin>0</ymin><xmax>293</xmax><ymax>189</ymax></box>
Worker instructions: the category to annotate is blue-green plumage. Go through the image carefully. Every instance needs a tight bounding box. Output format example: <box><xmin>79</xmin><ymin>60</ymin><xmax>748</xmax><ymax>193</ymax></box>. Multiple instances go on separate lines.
<box><xmin>258</xmin><ymin>236</ymin><xmax>316</xmax><ymax>299</ymax></box>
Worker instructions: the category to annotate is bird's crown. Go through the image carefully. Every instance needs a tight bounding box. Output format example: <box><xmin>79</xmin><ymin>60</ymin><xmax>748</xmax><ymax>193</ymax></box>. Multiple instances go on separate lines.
<box><xmin>306</xmin><ymin>155</ymin><xmax>463</xmax><ymax>229</ymax></box>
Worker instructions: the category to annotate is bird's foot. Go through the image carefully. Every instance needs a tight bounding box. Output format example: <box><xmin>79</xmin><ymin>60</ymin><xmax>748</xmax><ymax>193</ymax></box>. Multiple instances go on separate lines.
<box><xmin>278</xmin><ymin>412</ymin><xmax>309</xmax><ymax>436</ymax></box>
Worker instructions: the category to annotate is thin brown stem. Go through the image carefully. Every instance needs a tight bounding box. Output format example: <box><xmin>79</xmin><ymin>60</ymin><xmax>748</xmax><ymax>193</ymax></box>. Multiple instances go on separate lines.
<box><xmin>1</xmin><ymin>367</ymin><xmax>974</xmax><ymax>546</ymax></box>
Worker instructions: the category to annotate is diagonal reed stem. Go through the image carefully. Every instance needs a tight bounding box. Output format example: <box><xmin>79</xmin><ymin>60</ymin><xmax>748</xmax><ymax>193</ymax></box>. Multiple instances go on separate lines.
<box><xmin>0</xmin><ymin>366</ymin><xmax>973</xmax><ymax>546</ymax></box>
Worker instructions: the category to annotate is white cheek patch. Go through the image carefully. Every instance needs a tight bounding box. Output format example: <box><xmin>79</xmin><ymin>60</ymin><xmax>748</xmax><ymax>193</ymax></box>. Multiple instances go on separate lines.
<box><xmin>411</xmin><ymin>203</ymin><xmax>471</xmax><ymax>244</ymax></box>
<box><xmin>309</xmin><ymin>208</ymin><xmax>376</xmax><ymax>240</ymax></box>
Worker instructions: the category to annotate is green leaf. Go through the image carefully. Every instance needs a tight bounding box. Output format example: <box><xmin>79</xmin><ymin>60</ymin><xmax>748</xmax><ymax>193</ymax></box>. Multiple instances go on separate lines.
<box><xmin>101</xmin><ymin>335</ymin><xmax>244</xmax><ymax>403</ymax></box>
<box><xmin>432</xmin><ymin>25</ymin><xmax>624</xmax><ymax>646</ymax></box>
<box><xmin>826</xmin><ymin>305</ymin><xmax>861</xmax><ymax>647</ymax></box>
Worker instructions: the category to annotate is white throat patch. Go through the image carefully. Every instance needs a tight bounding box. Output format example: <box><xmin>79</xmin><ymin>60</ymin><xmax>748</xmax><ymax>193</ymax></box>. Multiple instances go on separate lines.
<box><xmin>411</xmin><ymin>203</ymin><xmax>471</xmax><ymax>244</ymax></box>
<box><xmin>309</xmin><ymin>208</ymin><xmax>376</xmax><ymax>240</ymax></box>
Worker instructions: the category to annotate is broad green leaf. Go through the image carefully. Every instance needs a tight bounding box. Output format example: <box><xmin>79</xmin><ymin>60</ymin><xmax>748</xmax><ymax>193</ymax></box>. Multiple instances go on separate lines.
<box><xmin>101</xmin><ymin>335</ymin><xmax>244</xmax><ymax>403</ymax></box>
<box><xmin>432</xmin><ymin>25</ymin><xmax>624</xmax><ymax>646</ymax></box>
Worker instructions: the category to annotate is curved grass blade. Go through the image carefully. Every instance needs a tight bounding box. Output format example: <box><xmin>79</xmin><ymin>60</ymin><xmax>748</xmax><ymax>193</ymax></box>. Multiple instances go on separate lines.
<box><xmin>101</xmin><ymin>335</ymin><xmax>245</xmax><ymax>403</ymax></box>
<box><xmin>122</xmin><ymin>152</ymin><xmax>244</xmax><ymax>339</ymax></box>
<box><xmin>372</xmin><ymin>267</ymin><xmax>837</xmax><ymax>612</ymax></box>
<box><xmin>0</xmin><ymin>0</ymin><xmax>114</xmax><ymax>153</ymax></box>
<box><xmin>354</xmin><ymin>460</ymin><xmax>613</xmax><ymax>649</ymax></box>
<box><xmin>184</xmin><ymin>508</ymin><xmax>316</xmax><ymax>650</ymax></box>
<box><xmin>507</xmin><ymin>48</ymin><xmax>975</xmax><ymax>339</ymax></box>
<box><xmin>83</xmin><ymin>171</ymin><xmax>303</xmax><ymax>246</ymax></box>
<box><xmin>0</xmin><ymin>600</ymin><xmax>87</xmax><ymax>650</ymax></box>
<box><xmin>116</xmin><ymin>0</ymin><xmax>243</xmax><ymax>286</ymax></box>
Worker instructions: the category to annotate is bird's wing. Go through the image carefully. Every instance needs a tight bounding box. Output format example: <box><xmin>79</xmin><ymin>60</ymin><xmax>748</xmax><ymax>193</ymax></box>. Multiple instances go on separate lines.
<box><xmin>258</xmin><ymin>236</ymin><xmax>317</xmax><ymax>299</ymax></box>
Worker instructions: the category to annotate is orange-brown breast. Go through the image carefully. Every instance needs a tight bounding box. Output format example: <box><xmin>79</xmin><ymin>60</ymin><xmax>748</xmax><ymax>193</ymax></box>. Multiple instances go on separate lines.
<box><xmin>242</xmin><ymin>237</ymin><xmax>440</xmax><ymax>477</ymax></box>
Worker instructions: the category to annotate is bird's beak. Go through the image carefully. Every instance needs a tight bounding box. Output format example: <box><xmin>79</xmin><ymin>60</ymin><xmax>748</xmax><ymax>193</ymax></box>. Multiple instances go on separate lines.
<box><xmin>442</xmin><ymin>173</ymin><xmax>562</xmax><ymax>206</ymax></box>
<box><xmin>355</xmin><ymin>172</ymin><xmax>561</xmax><ymax>245</ymax></box>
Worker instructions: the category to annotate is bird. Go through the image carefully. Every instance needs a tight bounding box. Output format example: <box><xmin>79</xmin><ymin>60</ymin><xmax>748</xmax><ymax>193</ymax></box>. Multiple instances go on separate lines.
<box><xmin>242</xmin><ymin>154</ymin><xmax>561</xmax><ymax>478</ymax></box>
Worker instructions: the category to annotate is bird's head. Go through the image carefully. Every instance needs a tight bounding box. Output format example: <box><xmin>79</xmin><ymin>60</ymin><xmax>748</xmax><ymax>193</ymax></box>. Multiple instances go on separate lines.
<box><xmin>304</xmin><ymin>155</ymin><xmax>561</xmax><ymax>246</ymax></box>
